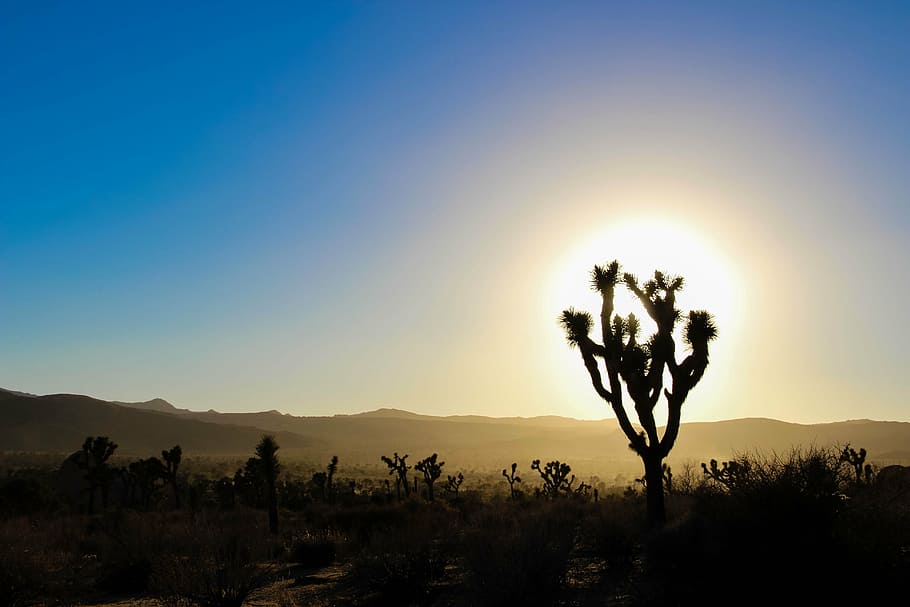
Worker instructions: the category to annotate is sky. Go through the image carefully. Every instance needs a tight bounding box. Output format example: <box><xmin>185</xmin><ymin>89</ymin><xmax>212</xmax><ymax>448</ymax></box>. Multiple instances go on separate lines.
<box><xmin>2</xmin><ymin>1</ymin><xmax>909</xmax><ymax>424</ymax></box>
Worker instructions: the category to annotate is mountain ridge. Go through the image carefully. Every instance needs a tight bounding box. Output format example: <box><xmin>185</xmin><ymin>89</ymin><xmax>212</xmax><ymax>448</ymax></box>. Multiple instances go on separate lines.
<box><xmin>3</xmin><ymin>388</ymin><xmax>909</xmax><ymax>469</ymax></box>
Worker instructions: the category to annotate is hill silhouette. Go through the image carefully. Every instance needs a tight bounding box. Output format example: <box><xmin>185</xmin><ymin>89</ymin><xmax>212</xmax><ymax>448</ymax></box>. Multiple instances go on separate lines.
<box><xmin>2</xmin><ymin>388</ymin><xmax>909</xmax><ymax>470</ymax></box>
<box><xmin>0</xmin><ymin>389</ymin><xmax>317</xmax><ymax>456</ymax></box>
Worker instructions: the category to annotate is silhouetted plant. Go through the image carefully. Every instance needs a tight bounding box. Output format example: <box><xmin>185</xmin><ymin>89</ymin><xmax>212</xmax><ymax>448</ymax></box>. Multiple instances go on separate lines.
<box><xmin>233</xmin><ymin>457</ymin><xmax>266</xmax><ymax>508</ymax></box>
<box><xmin>701</xmin><ymin>458</ymin><xmax>751</xmax><ymax>491</ymax></box>
<box><xmin>502</xmin><ymin>462</ymin><xmax>522</xmax><ymax>500</ymax></box>
<box><xmin>415</xmin><ymin>453</ymin><xmax>444</xmax><ymax>501</ymax></box>
<box><xmin>444</xmin><ymin>472</ymin><xmax>464</xmax><ymax>499</ymax></box>
<box><xmin>381</xmin><ymin>453</ymin><xmax>411</xmax><ymax>501</ymax></box>
<box><xmin>127</xmin><ymin>457</ymin><xmax>165</xmax><ymax>510</ymax></box>
<box><xmin>161</xmin><ymin>445</ymin><xmax>182</xmax><ymax>509</ymax></box>
<box><xmin>326</xmin><ymin>455</ymin><xmax>339</xmax><ymax>503</ymax></box>
<box><xmin>634</xmin><ymin>463</ymin><xmax>674</xmax><ymax>495</ymax></box>
<box><xmin>311</xmin><ymin>471</ymin><xmax>328</xmax><ymax>501</ymax></box>
<box><xmin>79</xmin><ymin>436</ymin><xmax>118</xmax><ymax>514</ymax></box>
<box><xmin>839</xmin><ymin>444</ymin><xmax>867</xmax><ymax>485</ymax></box>
<box><xmin>560</xmin><ymin>260</ymin><xmax>717</xmax><ymax>525</ymax></box>
<box><xmin>531</xmin><ymin>459</ymin><xmax>576</xmax><ymax>498</ymax></box>
<box><xmin>254</xmin><ymin>435</ymin><xmax>280</xmax><ymax>534</ymax></box>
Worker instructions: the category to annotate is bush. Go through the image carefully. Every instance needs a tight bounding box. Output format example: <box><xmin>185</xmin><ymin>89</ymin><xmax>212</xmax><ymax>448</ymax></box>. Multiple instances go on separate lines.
<box><xmin>461</xmin><ymin>501</ymin><xmax>578</xmax><ymax>606</ymax></box>
<box><xmin>151</xmin><ymin>517</ymin><xmax>273</xmax><ymax>607</ymax></box>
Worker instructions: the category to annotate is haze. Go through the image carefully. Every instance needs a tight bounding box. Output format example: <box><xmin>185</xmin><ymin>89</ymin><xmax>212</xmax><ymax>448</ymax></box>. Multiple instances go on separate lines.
<box><xmin>2</xmin><ymin>3</ymin><xmax>909</xmax><ymax>424</ymax></box>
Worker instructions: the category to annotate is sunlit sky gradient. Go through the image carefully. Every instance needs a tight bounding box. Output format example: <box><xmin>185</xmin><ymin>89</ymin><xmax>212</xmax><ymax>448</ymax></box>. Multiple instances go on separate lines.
<box><xmin>3</xmin><ymin>2</ymin><xmax>909</xmax><ymax>423</ymax></box>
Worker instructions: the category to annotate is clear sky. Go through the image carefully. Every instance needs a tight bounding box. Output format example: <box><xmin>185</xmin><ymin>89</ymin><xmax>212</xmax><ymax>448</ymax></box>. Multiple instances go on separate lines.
<box><xmin>2</xmin><ymin>2</ymin><xmax>909</xmax><ymax>423</ymax></box>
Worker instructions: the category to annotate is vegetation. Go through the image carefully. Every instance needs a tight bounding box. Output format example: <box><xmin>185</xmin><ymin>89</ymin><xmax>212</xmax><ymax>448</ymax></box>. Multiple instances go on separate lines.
<box><xmin>414</xmin><ymin>453</ymin><xmax>445</xmax><ymax>501</ymax></box>
<box><xmin>1</xmin><ymin>434</ymin><xmax>908</xmax><ymax>605</ymax></box>
<box><xmin>253</xmin><ymin>435</ymin><xmax>281</xmax><ymax>534</ymax></box>
<box><xmin>560</xmin><ymin>260</ymin><xmax>718</xmax><ymax>526</ymax></box>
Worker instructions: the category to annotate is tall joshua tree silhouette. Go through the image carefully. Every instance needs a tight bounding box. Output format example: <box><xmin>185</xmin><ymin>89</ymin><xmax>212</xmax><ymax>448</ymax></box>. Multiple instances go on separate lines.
<box><xmin>254</xmin><ymin>435</ymin><xmax>281</xmax><ymax>534</ymax></box>
<box><xmin>415</xmin><ymin>453</ymin><xmax>444</xmax><ymax>501</ymax></box>
<box><xmin>80</xmin><ymin>436</ymin><xmax>118</xmax><ymax>514</ymax></box>
<box><xmin>560</xmin><ymin>260</ymin><xmax>717</xmax><ymax>526</ymax></box>
<box><xmin>161</xmin><ymin>445</ymin><xmax>182</xmax><ymax>509</ymax></box>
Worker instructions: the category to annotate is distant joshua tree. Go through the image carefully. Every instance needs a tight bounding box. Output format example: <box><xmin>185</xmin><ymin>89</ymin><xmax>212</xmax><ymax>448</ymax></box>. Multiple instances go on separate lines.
<box><xmin>326</xmin><ymin>455</ymin><xmax>339</xmax><ymax>502</ymax></box>
<box><xmin>502</xmin><ymin>462</ymin><xmax>522</xmax><ymax>500</ymax></box>
<box><xmin>381</xmin><ymin>452</ymin><xmax>411</xmax><ymax>501</ymax></box>
<box><xmin>531</xmin><ymin>459</ymin><xmax>577</xmax><ymax>498</ymax></box>
<box><xmin>415</xmin><ymin>453</ymin><xmax>445</xmax><ymax>501</ymax></box>
<box><xmin>254</xmin><ymin>435</ymin><xmax>281</xmax><ymax>534</ymax></box>
<box><xmin>560</xmin><ymin>260</ymin><xmax>717</xmax><ymax>526</ymax></box>
<box><xmin>128</xmin><ymin>456</ymin><xmax>165</xmax><ymax>510</ymax></box>
<box><xmin>80</xmin><ymin>436</ymin><xmax>118</xmax><ymax>514</ymax></box>
<box><xmin>701</xmin><ymin>458</ymin><xmax>751</xmax><ymax>491</ymax></box>
<box><xmin>839</xmin><ymin>444</ymin><xmax>868</xmax><ymax>484</ymax></box>
<box><xmin>161</xmin><ymin>445</ymin><xmax>182</xmax><ymax>509</ymax></box>
<box><xmin>444</xmin><ymin>472</ymin><xmax>465</xmax><ymax>499</ymax></box>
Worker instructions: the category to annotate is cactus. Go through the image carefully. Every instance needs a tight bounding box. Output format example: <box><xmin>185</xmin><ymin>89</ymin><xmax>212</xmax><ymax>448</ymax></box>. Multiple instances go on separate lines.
<box><xmin>415</xmin><ymin>453</ymin><xmax>445</xmax><ymax>501</ymax></box>
<box><xmin>839</xmin><ymin>444</ymin><xmax>867</xmax><ymax>484</ymax></box>
<box><xmin>161</xmin><ymin>445</ymin><xmax>182</xmax><ymax>509</ymax></box>
<box><xmin>79</xmin><ymin>436</ymin><xmax>118</xmax><ymax>513</ymax></box>
<box><xmin>254</xmin><ymin>435</ymin><xmax>281</xmax><ymax>534</ymax></box>
<box><xmin>701</xmin><ymin>458</ymin><xmax>751</xmax><ymax>491</ymax></box>
<box><xmin>560</xmin><ymin>260</ymin><xmax>717</xmax><ymax>525</ymax></box>
<box><xmin>326</xmin><ymin>455</ymin><xmax>339</xmax><ymax>502</ymax></box>
<box><xmin>502</xmin><ymin>462</ymin><xmax>522</xmax><ymax>500</ymax></box>
<box><xmin>381</xmin><ymin>452</ymin><xmax>411</xmax><ymax>501</ymax></box>
<box><xmin>531</xmin><ymin>459</ymin><xmax>576</xmax><ymax>498</ymax></box>
<box><xmin>444</xmin><ymin>472</ymin><xmax>464</xmax><ymax>499</ymax></box>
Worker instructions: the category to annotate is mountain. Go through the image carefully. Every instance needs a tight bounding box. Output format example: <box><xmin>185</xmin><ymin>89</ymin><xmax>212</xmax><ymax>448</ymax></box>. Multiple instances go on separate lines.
<box><xmin>3</xmin><ymin>388</ymin><xmax>909</xmax><ymax>472</ymax></box>
<box><xmin>112</xmin><ymin>397</ymin><xmax>183</xmax><ymax>414</ymax></box>
<box><xmin>0</xmin><ymin>390</ymin><xmax>319</xmax><ymax>457</ymax></box>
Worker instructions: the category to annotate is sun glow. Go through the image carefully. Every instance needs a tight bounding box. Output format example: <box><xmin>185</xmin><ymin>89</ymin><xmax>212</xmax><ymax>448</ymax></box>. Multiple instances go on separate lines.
<box><xmin>547</xmin><ymin>217</ymin><xmax>739</xmax><ymax>352</ymax></box>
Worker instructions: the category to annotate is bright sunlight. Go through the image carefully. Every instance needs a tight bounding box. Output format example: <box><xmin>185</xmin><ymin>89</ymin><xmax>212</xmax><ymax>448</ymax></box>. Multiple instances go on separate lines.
<box><xmin>546</xmin><ymin>217</ymin><xmax>740</xmax><ymax>344</ymax></box>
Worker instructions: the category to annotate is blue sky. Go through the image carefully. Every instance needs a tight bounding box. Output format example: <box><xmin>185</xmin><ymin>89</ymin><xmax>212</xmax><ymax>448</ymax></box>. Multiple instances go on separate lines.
<box><xmin>2</xmin><ymin>2</ymin><xmax>909</xmax><ymax>422</ymax></box>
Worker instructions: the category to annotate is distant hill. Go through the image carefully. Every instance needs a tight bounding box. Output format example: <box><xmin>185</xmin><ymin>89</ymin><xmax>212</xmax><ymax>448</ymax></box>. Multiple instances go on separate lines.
<box><xmin>0</xmin><ymin>389</ymin><xmax>319</xmax><ymax>457</ymax></box>
<box><xmin>3</xmin><ymin>388</ymin><xmax>909</xmax><ymax>472</ymax></box>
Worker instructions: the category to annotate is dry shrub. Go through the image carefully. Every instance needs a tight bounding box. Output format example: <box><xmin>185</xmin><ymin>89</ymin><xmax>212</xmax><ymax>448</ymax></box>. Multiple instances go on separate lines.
<box><xmin>151</xmin><ymin>512</ymin><xmax>275</xmax><ymax>607</ymax></box>
<box><xmin>461</xmin><ymin>501</ymin><xmax>578</xmax><ymax>606</ymax></box>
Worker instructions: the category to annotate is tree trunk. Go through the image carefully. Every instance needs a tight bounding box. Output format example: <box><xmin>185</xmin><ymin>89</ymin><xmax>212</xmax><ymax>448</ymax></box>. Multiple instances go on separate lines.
<box><xmin>267</xmin><ymin>482</ymin><xmax>278</xmax><ymax>534</ymax></box>
<box><xmin>643</xmin><ymin>453</ymin><xmax>666</xmax><ymax>527</ymax></box>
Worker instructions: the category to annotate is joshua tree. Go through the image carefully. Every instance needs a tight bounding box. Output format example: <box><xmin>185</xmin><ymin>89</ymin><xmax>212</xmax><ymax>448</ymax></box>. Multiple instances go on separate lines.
<box><xmin>560</xmin><ymin>260</ymin><xmax>717</xmax><ymax>526</ymax></box>
<box><xmin>254</xmin><ymin>435</ymin><xmax>281</xmax><ymax>534</ymax></box>
<box><xmin>502</xmin><ymin>462</ymin><xmax>522</xmax><ymax>500</ymax></box>
<box><xmin>128</xmin><ymin>456</ymin><xmax>165</xmax><ymax>510</ymax></box>
<box><xmin>839</xmin><ymin>444</ymin><xmax>868</xmax><ymax>484</ymax></box>
<box><xmin>326</xmin><ymin>455</ymin><xmax>339</xmax><ymax>503</ymax></box>
<box><xmin>161</xmin><ymin>445</ymin><xmax>182</xmax><ymax>509</ymax></box>
<box><xmin>381</xmin><ymin>453</ymin><xmax>411</xmax><ymax>500</ymax></box>
<box><xmin>701</xmin><ymin>458</ymin><xmax>751</xmax><ymax>491</ymax></box>
<box><xmin>444</xmin><ymin>472</ymin><xmax>465</xmax><ymax>499</ymax></box>
<box><xmin>80</xmin><ymin>436</ymin><xmax>118</xmax><ymax>513</ymax></box>
<box><xmin>531</xmin><ymin>459</ymin><xmax>576</xmax><ymax>498</ymax></box>
<box><xmin>414</xmin><ymin>453</ymin><xmax>445</xmax><ymax>501</ymax></box>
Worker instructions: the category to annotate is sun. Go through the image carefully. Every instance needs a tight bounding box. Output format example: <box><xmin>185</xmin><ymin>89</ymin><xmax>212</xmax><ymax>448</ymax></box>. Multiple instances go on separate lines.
<box><xmin>546</xmin><ymin>217</ymin><xmax>739</xmax><ymax>342</ymax></box>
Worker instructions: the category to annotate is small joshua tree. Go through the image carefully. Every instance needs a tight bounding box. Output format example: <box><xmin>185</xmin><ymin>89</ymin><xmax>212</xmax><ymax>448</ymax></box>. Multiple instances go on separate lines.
<box><xmin>80</xmin><ymin>436</ymin><xmax>118</xmax><ymax>513</ymax></box>
<box><xmin>531</xmin><ymin>459</ymin><xmax>576</xmax><ymax>498</ymax></box>
<box><xmin>128</xmin><ymin>456</ymin><xmax>165</xmax><ymax>510</ymax></box>
<box><xmin>161</xmin><ymin>445</ymin><xmax>182</xmax><ymax>509</ymax></box>
<box><xmin>502</xmin><ymin>462</ymin><xmax>522</xmax><ymax>500</ymax></box>
<box><xmin>254</xmin><ymin>435</ymin><xmax>281</xmax><ymax>534</ymax></box>
<box><xmin>415</xmin><ymin>453</ymin><xmax>445</xmax><ymax>501</ymax></box>
<box><xmin>444</xmin><ymin>472</ymin><xmax>464</xmax><ymax>499</ymax></box>
<box><xmin>839</xmin><ymin>444</ymin><xmax>867</xmax><ymax>485</ymax></box>
<box><xmin>561</xmin><ymin>260</ymin><xmax>717</xmax><ymax>526</ymax></box>
<box><xmin>326</xmin><ymin>455</ymin><xmax>339</xmax><ymax>502</ymax></box>
<box><xmin>381</xmin><ymin>452</ymin><xmax>411</xmax><ymax>500</ymax></box>
<box><xmin>701</xmin><ymin>458</ymin><xmax>751</xmax><ymax>491</ymax></box>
